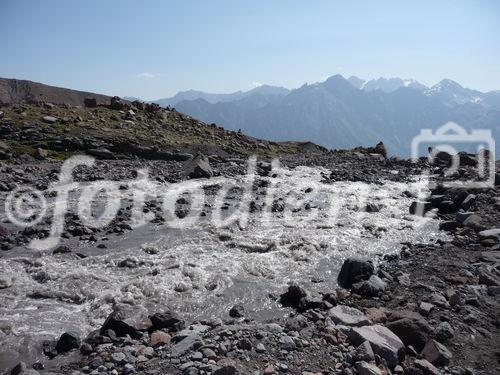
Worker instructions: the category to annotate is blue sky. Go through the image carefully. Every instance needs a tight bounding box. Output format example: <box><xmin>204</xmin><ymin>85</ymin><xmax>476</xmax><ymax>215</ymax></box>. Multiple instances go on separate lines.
<box><xmin>1</xmin><ymin>0</ymin><xmax>499</xmax><ymax>100</ymax></box>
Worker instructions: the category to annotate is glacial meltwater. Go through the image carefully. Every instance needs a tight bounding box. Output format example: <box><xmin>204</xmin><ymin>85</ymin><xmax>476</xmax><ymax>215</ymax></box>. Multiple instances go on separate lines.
<box><xmin>0</xmin><ymin>164</ymin><xmax>444</xmax><ymax>370</ymax></box>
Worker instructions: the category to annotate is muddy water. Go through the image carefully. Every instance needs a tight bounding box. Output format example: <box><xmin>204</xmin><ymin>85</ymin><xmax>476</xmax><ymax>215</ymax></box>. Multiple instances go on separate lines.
<box><xmin>0</xmin><ymin>164</ymin><xmax>442</xmax><ymax>370</ymax></box>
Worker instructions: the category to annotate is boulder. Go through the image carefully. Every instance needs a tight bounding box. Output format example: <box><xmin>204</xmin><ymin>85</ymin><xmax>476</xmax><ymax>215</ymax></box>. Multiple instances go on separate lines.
<box><xmin>460</xmin><ymin>194</ymin><xmax>476</xmax><ymax>210</ymax></box>
<box><xmin>439</xmin><ymin>221</ymin><xmax>459</xmax><ymax>231</ymax></box>
<box><xmin>353</xmin><ymin>340</ymin><xmax>375</xmax><ymax>362</ymax></box>
<box><xmin>414</xmin><ymin>359</ymin><xmax>441</xmax><ymax>375</ymax></box>
<box><xmin>55</xmin><ymin>331</ymin><xmax>80</xmax><ymax>353</ymax></box>
<box><xmin>337</xmin><ymin>258</ymin><xmax>374</xmax><ymax>289</ymax></box>
<box><xmin>149</xmin><ymin>331</ymin><xmax>171</xmax><ymax>347</ymax></box>
<box><xmin>422</xmin><ymin>339</ymin><xmax>452</xmax><ymax>366</ymax></box>
<box><xmin>229</xmin><ymin>304</ymin><xmax>245</xmax><ymax>318</ymax></box>
<box><xmin>478</xmin><ymin>266</ymin><xmax>500</xmax><ymax>286</ymax></box>
<box><xmin>455</xmin><ymin>212</ymin><xmax>474</xmax><ymax>225</ymax></box>
<box><xmin>478</xmin><ymin>228</ymin><xmax>500</xmax><ymax>241</ymax></box>
<box><xmin>329</xmin><ymin>305</ymin><xmax>371</xmax><ymax>327</ymax></box>
<box><xmin>149</xmin><ymin>310</ymin><xmax>185</xmax><ymax>332</ymax></box>
<box><xmin>355</xmin><ymin>361</ymin><xmax>382</xmax><ymax>375</ymax></box>
<box><xmin>374</xmin><ymin>142</ymin><xmax>387</xmax><ymax>159</ymax></box>
<box><xmin>458</xmin><ymin>152</ymin><xmax>477</xmax><ymax>166</ymax></box>
<box><xmin>34</xmin><ymin>148</ymin><xmax>48</xmax><ymax>160</ymax></box>
<box><xmin>185</xmin><ymin>153</ymin><xmax>213</xmax><ymax>179</ymax></box>
<box><xmin>438</xmin><ymin>200</ymin><xmax>457</xmax><ymax>214</ymax></box>
<box><xmin>435</xmin><ymin>322</ymin><xmax>454</xmax><ymax>342</ymax></box>
<box><xmin>100</xmin><ymin>304</ymin><xmax>152</xmax><ymax>337</ymax></box>
<box><xmin>418</xmin><ymin>302</ymin><xmax>434</xmax><ymax>317</ymax></box>
<box><xmin>170</xmin><ymin>334</ymin><xmax>203</xmax><ymax>357</ymax></box>
<box><xmin>352</xmin><ymin>275</ymin><xmax>386</xmax><ymax>297</ymax></box>
<box><xmin>87</xmin><ymin>148</ymin><xmax>115</xmax><ymax>159</ymax></box>
<box><xmin>42</xmin><ymin>116</ymin><xmax>57</xmax><ymax>124</ymax></box>
<box><xmin>279</xmin><ymin>282</ymin><xmax>307</xmax><ymax>308</ymax></box>
<box><xmin>385</xmin><ymin>315</ymin><xmax>432</xmax><ymax>351</ymax></box>
<box><xmin>110</xmin><ymin>96</ymin><xmax>125</xmax><ymax>110</ymax></box>
<box><xmin>463</xmin><ymin>215</ymin><xmax>483</xmax><ymax>230</ymax></box>
<box><xmin>348</xmin><ymin>324</ymin><xmax>404</xmax><ymax>368</ymax></box>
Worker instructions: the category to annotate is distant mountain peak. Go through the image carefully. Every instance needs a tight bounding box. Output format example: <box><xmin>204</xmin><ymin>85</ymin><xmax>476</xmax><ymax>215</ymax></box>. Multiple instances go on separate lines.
<box><xmin>432</xmin><ymin>79</ymin><xmax>463</xmax><ymax>91</ymax></box>
<box><xmin>323</xmin><ymin>74</ymin><xmax>354</xmax><ymax>91</ymax></box>
<box><xmin>347</xmin><ymin>76</ymin><xmax>366</xmax><ymax>89</ymax></box>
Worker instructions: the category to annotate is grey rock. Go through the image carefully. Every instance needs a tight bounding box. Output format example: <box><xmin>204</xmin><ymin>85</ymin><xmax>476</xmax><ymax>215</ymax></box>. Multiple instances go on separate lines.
<box><xmin>279</xmin><ymin>334</ymin><xmax>296</xmax><ymax>350</ymax></box>
<box><xmin>435</xmin><ymin>322</ymin><xmax>454</xmax><ymax>342</ymax></box>
<box><xmin>348</xmin><ymin>324</ymin><xmax>404</xmax><ymax>368</ymax></box>
<box><xmin>185</xmin><ymin>153</ymin><xmax>213</xmax><ymax>179</ymax></box>
<box><xmin>111</xmin><ymin>352</ymin><xmax>126</xmax><ymax>363</ymax></box>
<box><xmin>413</xmin><ymin>359</ymin><xmax>441</xmax><ymax>375</ymax></box>
<box><xmin>255</xmin><ymin>343</ymin><xmax>266</xmax><ymax>353</ymax></box>
<box><xmin>478</xmin><ymin>228</ymin><xmax>500</xmax><ymax>240</ymax></box>
<box><xmin>352</xmin><ymin>275</ymin><xmax>386</xmax><ymax>297</ymax></box>
<box><xmin>42</xmin><ymin>116</ymin><xmax>57</xmax><ymax>124</ymax></box>
<box><xmin>101</xmin><ymin>304</ymin><xmax>152</xmax><ymax>337</ymax></box>
<box><xmin>171</xmin><ymin>334</ymin><xmax>203</xmax><ymax>357</ymax></box>
<box><xmin>455</xmin><ymin>211</ymin><xmax>474</xmax><ymax>225</ymax></box>
<box><xmin>149</xmin><ymin>310</ymin><xmax>185</xmax><ymax>332</ymax></box>
<box><xmin>430</xmin><ymin>292</ymin><xmax>449</xmax><ymax>308</ymax></box>
<box><xmin>478</xmin><ymin>266</ymin><xmax>500</xmax><ymax>286</ymax></box>
<box><xmin>354</xmin><ymin>341</ymin><xmax>375</xmax><ymax>362</ymax></box>
<box><xmin>422</xmin><ymin>339</ymin><xmax>452</xmax><ymax>366</ymax></box>
<box><xmin>418</xmin><ymin>302</ymin><xmax>434</xmax><ymax>317</ymax></box>
<box><xmin>88</xmin><ymin>148</ymin><xmax>115</xmax><ymax>159</ymax></box>
<box><xmin>329</xmin><ymin>305</ymin><xmax>371</xmax><ymax>327</ymax></box>
<box><xmin>355</xmin><ymin>361</ymin><xmax>382</xmax><ymax>375</ymax></box>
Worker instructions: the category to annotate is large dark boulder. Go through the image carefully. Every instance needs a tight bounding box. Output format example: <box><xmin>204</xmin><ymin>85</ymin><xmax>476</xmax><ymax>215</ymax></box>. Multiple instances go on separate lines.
<box><xmin>55</xmin><ymin>331</ymin><xmax>80</xmax><ymax>354</ymax></box>
<box><xmin>149</xmin><ymin>310</ymin><xmax>185</xmax><ymax>332</ymax></box>
<box><xmin>337</xmin><ymin>258</ymin><xmax>374</xmax><ymax>289</ymax></box>
<box><xmin>185</xmin><ymin>153</ymin><xmax>213</xmax><ymax>179</ymax></box>
<box><xmin>100</xmin><ymin>304</ymin><xmax>152</xmax><ymax>337</ymax></box>
<box><xmin>385</xmin><ymin>311</ymin><xmax>432</xmax><ymax>351</ymax></box>
<box><xmin>279</xmin><ymin>282</ymin><xmax>307</xmax><ymax>309</ymax></box>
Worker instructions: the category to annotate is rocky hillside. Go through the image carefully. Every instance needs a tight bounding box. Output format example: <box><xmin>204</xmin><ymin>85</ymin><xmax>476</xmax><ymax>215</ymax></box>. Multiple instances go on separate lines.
<box><xmin>0</xmin><ymin>78</ymin><xmax>110</xmax><ymax>107</ymax></box>
<box><xmin>0</xmin><ymin>97</ymin><xmax>323</xmax><ymax>162</ymax></box>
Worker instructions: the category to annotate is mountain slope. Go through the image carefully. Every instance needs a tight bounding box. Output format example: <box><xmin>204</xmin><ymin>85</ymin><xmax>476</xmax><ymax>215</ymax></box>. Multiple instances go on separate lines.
<box><xmin>0</xmin><ymin>78</ymin><xmax>110</xmax><ymax>106</ymax></box>
<box><xmin>155</xmin><ymin>84</ymin><xmax>290</xmax><ymax>107</ymax></box>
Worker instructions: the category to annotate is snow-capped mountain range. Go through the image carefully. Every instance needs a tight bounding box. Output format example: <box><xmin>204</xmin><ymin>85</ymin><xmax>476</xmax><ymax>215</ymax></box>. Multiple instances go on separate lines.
<box><xmin>152</xmin><ymin>75</ymin><xmax>500</xmax><ymax>156</ymax></box>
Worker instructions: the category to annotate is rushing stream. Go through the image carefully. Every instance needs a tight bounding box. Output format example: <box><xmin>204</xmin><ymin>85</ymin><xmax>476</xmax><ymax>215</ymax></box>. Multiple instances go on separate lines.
<box><xmin>0</xmin><ymin>164</ymin><xmax>443</xmax><ymax>370</ymax></box>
